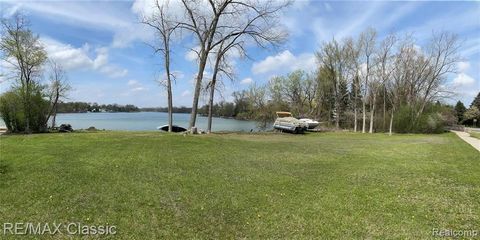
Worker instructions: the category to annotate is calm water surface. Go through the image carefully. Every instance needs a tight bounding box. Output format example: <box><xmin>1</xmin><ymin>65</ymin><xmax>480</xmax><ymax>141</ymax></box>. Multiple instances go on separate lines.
<box><xmin>49</xmin><ymin>112</ymin><xmax>264</xmax><ymax>132</ymax></box>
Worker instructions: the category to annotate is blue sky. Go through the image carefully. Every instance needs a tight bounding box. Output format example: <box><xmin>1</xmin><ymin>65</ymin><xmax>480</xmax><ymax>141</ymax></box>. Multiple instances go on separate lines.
<box><xmin>0</xmin><ymin>0</ymin><xmax>479</xmax><ymax>107</ymax></box>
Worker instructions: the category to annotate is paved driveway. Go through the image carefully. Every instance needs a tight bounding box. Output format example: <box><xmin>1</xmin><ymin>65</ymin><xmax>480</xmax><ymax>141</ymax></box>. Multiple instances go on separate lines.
<box><xmin>451</xmin><ymin>130</ymin><xmax>480</xmax><ymax>152</ymax></box>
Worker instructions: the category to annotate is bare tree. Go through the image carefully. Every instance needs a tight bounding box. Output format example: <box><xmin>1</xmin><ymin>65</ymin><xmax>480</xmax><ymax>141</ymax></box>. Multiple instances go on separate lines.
<box><xmin>387</xmin><ymin>73</ymin><xmax>398</xmax><ymax>135</ymax></box>
<box><xmin>317</xmin><ymin>39</ymin><xmax>348</xmax><ymax>129</ymax></box>
<box><xmin>303</xmin><ymin>73</ymin><xmax>318</xmax><ymax>117</ymax></box>
<box><xmin>385</xmin><ymin>31</ymin><xmax>460</xmax><ymax>134</ymax></box>
<box><xmin>344</xmin><ymin>38</ymin><xmax>361</xmax><ymax>132</ymax></box>
<box><xmin>369</xmin><ymin>33</ymin><xmax>396</xmax><ymax>133</ymax></box>
<box><xmin>415</xmin><ymin>31</ymin><xmax>460</xmax><ymax>120</ymax></box>
<box><xmin>142</xmin><ymin>0</ymin><xmax>180</xmax><ymax>132</ymax></box>
<box><xmin>358</xmin><ymin>28</ymin><xmax>377</xmax><ymax>133</ymax></box>
<box><xmin>179</xmin><ymin>0</ymin><xmax>289</xmax><ymax>129</ymax></box>
<box><xmin>46</xmin><ymin>60</ymin><xmax>70</xmax><ymax>128</ymax></box>
<box><xmin>206</xmin><ymin>40</ymin><xmax>238</xmax><ymax>133</ymax></box>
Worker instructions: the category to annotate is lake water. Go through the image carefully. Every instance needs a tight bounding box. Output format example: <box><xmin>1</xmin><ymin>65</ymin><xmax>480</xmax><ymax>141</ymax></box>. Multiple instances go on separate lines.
<box><xmin>45</xmin><ymin>112</ymin><xmax>264</xmax><ymax>132</ymax></box>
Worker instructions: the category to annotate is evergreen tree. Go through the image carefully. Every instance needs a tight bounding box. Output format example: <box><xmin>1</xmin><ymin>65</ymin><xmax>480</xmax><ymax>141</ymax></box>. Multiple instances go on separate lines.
<box><xmin>470</xmin><ymin>92</ymin><xmax>480</xmax><ymax>110</ymax></box>
<box><xmin>454</xmin><ymin>101</ymin><xmax>466</xmax><ymax>123</ymax></box>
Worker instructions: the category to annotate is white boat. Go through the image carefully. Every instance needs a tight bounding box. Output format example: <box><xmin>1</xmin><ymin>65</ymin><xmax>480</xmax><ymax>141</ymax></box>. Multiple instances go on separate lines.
<box><xmin>299</xmin><ymin>118</ymin><xmax>319</xmax><ymax>129</ymax></box>
<box><xmin>273</xmin><ymin>112</ymin><xmax>308</xmax><ymax>133</ymax></box>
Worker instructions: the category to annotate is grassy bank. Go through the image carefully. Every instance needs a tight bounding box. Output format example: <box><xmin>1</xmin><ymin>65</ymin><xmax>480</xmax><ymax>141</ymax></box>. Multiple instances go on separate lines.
<box><xmin>1</xmin><ymin>132</ymin><xmax>479</xmax><ymax>239</ymax></box>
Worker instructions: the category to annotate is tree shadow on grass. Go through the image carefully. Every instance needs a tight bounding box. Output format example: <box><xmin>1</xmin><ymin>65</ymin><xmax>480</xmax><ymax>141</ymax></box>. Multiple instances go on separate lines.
<box><xmin>0</xmin><ymin>163</ymin><xmax>13</xmax><ymax>187</ymax></box>
<box><xmin>0</xmin><ymin>162</ymin><xmax>10</xmax><ymax>174</ymax></box>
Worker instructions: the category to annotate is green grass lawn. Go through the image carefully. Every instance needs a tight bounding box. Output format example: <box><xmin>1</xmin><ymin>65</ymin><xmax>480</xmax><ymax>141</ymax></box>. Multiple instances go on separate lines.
<box><xmin>1</xmin><ymin>131</ymin><xmax>479</xmax><ymax>239</ymax></box>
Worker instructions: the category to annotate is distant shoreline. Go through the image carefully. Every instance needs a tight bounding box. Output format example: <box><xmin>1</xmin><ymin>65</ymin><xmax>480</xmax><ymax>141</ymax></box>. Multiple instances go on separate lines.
<box><xmin>57</xmin><ymin>111</ymin><xmax>256</xmax><ymax>122</ymax></box>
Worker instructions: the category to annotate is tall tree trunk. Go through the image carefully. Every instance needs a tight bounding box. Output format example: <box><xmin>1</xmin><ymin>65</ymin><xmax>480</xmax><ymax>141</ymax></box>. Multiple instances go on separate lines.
<box><xmin>354</xmin><ymin>108</ymin><xmax>357</xmax><ymax>132</ymax></box>
<box><xmin>335</xmin><ymin>92</ymin><xmax>340</xmax><ymax>130</ymax></box>
<box><xmin>335</xmin><ymin>103</ymin><xmax>340</xmax><ymax>129</ymax></box>
<box><xmin>207</xmin><ymin>54</ymin><xmax>222</xmax><ymax>133</ymax></box>
<box><xmin>189</xmin><ymin>54</ymin><xmax>207</xmax><ymax>129</ymax></box>
<box><xmin>52</xmin><ymin>112</ymin><xmax>57</xmax><ymax>128</ymax></box>
<box><xmin>362</xmin><ymin>99</ymin><xmax>366</xmax><ymax>133</ymax></box>
<box><xmin>167</xmin><ymin>75</ymin><xmax>173</xmax><ymax>133</ymax></box>
<box><xmin>369</xmin><ymin>92</ymin><xmax>376</xmax><ymax>133</ymax></box>
<box><xmin>23</xmin><ymin>84</ymin><xmax>31</xmax><ymax>133</ymax></box>
<box><xmin>207</xmin><ymin>83</ymin><xmax>215</xmax><ymax>133</ymax></box>
<box><xmin>389</xmin><ymin>109</ymin><xmax>394</xmax><ymax>136</ymax></box>
<box><xmin>52</xmin><ymin>96</ymin><xmax>58</xmax><ymax>128</ymax></box>
<box><xmin>165</xmin><ymin>56</ymin><xmax>173</xmax><ymax>133</ymax></box>
<box><xmin>354</xmin><ymin>82</ymin><xmax>358</xmax><ymax>132</ymax></box>
<box><xmin>45</xmin><ymin>90</ymin><xmax>60</xmax><ymax>128</ymax></box>
<box><xmin>382</xmin><ymin>85</ymin><xmax>386</xmax><ymax>132</ymax></box>
<box><xmin>362</xmin><ymin>75</ymin><xmax>368</xmax><ymax>133</ymax></box>
<box><xmin>334</xmin><ymin>76</ymin><xmax>340</xmax><ymax>130</ymax></box>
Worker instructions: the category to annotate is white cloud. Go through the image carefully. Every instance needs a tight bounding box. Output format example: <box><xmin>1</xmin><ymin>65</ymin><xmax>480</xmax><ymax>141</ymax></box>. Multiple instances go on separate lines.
<box><xmin>335</xmin><ymin>3</ymin><xmax>383</xmax><ymax>40</ymax></box>
<box><xmin>93</xmin><ymin>47</ymin><xmax>109</xmax><ymax>69</ymax></box>
<box><xmin>453</xmin><ymin>73</ymin><xmax>475</xmax><ymax>87</ymax></box>
<box><xmin>2</xmin><ymin>3</ymin><xmax>22</xmax><ymax>18</ymax></box>
<box><xmin>185</xmin><ymin>47</ymin><xmax>200</xmax><ymax>62</ymax></box>
<box><xmin>251</xmin><ymin>50</ymin><xmax>316</xmax><ymax>75</ymax></box>
<box><xmin>41</xmin><ymin>37</ymin><xmax>128</xmax><ymax>78</ymax></box>
<box><xmin>42</xmin><ymin>38</ymin><xmax>93</xmax><ymax>70</ymax></box>
<box><xmin>123</xmin><ymin>79</ymin><xmax>148</xmax><ymax>96</ymax></box>
<box><xmin>171</xmin><ymin>71</ymin><xmax>185</xmax><ymax>80</ymax></box>
<box><xmin>402</xmin><ymin>7</ymin><xmax>480</xmax><ymax>42</ymax></box>
<box><xmin>457</xmin><ymin>61</ymin><xmax>471</xmax><ymax>72</ymax></box>
<box><xmin>292</xmin><ymin>0</ymin><xmax>310</xmax><ymax>10</ymax></box>
<box><xmin>309</xmin><ymin>2</ymin><xmax>418</xmax><ymax>44</ymax></box>
<box><xmin>131</xmin><ymin>87</ymin><xmax>147</xmax><ymax>92</ymax></box>
<box><xmin>377</xmin><ymin>2</ymin><xmax>420</xmax><ymax>32</ymax></box>
<box><xmin>460</xmin><ymin>38</ymin><xmax>480</xmax><ymax>58</ymax></box>
<box><xmin>127</xmin><ymin>80</ymin><xmax>139</xmax><ymax>86</ymax></box>
<box><xmin>98</xmin><ymin>65</ymin><xmax>128</xmax><ymax>78</ymax></box>
<box><xmin>11</xmin><ymin>1</ymin><xmax>130</xmax><ymax>30</ymax></box>
<box><xmin>3</xmin><ymin>1</ymin><xmax>149</xmax><ymax>48</ymax></box>
<box><xmin>112</xmin><ymin>25</ymin><xmax>153</xmax><ymax>48</ymax></box>
<box><xmin>131</xmin><ymin>0</ymin><xmax>185</xmax><ymax>20</ymax></box>
<box><xmin>181</xmin><ymin>90</ymin><xmax>191</xmax><ymax>97</ymax></box>
<box><xmin>240</xmin><ymin>77</ymin><xmax>253</xmax><ymax>85</ymax></box>
<box><xmin>450</xmin><ymin>61</ymin><xmax>479</xmax><ymax>104</ymax></box>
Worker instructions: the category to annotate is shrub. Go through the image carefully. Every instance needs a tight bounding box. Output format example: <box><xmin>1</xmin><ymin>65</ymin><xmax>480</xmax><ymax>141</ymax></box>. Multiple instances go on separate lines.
<box><xmin>0</xmin><ymin>86</ymin><xmax>50</xmax><ymax>133</ymax></box>
<box><xmin>393</xmin><ymin>103</ymin><xmax>454</xmax><ymax>134</ymax></box>
<box><xmin>0</xmin><ymin>90</ymin><xmax>26</xmax><ymax>132</ymax></box>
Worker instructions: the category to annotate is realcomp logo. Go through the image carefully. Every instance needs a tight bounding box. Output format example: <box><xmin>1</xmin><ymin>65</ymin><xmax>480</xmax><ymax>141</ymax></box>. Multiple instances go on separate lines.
<box><xmin>432</xmin><ymin>228</ymin><xmax>478</xmax><ymax>238</ymax></box>
<box><xmin>3</xmin><ymin>222</ymin><xmax>117</xmax><ymax>235</ymax></box>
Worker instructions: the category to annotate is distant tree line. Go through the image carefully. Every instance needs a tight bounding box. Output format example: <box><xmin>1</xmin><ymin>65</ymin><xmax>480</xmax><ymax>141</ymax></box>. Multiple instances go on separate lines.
<box><xmin>140</xmin><ymin>106</ymin><xmax>192</xmax><ymax>113</ymax></box>
<box><xmin>57</xmin><ymin>102</ymin><xmax>140</xmax><ymax>113</ymax></box>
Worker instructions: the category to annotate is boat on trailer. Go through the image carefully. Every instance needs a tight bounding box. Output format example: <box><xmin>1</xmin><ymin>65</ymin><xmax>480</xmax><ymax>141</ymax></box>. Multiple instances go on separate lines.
<box><xmin>299</xmin><ymin>118</ymin><xmax>320</xmax><ymax>129</ymax></box>
<box><xmin>273</xmin><ymin>112</ymin><xmax>308</xmax><ymax>133</ymax></box>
